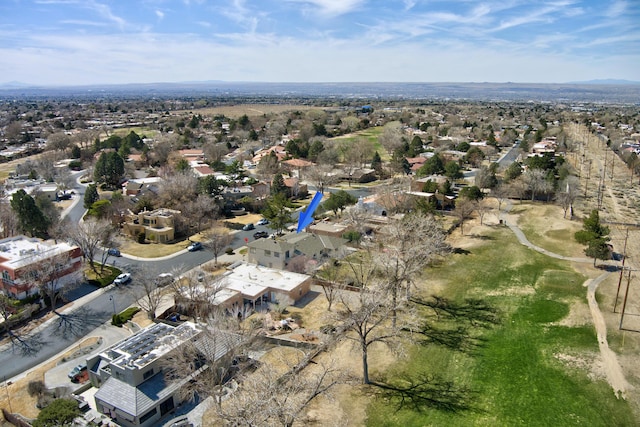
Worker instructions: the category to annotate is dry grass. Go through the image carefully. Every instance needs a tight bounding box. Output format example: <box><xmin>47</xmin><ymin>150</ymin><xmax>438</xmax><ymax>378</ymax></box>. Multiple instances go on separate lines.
<box><xmin>174</xmin><ymin>104</ymin><xmax>319</xmax><ymax>119</ymax></box>
<box><xmin>0</xmin><ymin>337</ymin><xmax>100</xmax><ymax>421</ymax></box>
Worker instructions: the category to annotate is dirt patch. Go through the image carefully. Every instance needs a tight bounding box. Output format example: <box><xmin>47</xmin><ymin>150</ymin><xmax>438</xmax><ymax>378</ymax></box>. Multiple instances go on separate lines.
<box><xmin>554</xmin><ymin>352</ymin><xmax>606</xmax><ymax>382</ymax></box>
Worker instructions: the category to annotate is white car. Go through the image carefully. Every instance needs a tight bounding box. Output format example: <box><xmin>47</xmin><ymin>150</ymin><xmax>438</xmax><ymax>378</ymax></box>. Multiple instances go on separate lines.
<box><xmin>256</xmin><ymin>218</ymin><xmax>269</xmax><ymax>226</ymax></box>
<box><xmin>113</xmin><ymin>273</ymin><xmax>132</xmax><ymax>285</ymax></box>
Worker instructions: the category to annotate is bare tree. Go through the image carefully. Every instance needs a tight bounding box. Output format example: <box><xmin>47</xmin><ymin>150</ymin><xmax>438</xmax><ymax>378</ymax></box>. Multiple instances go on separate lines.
<box><xmin>490</xmin><ymin>183</ymin><xmax>508</xmax><ymax>212</ymax></box>
<box><xmin>203</xmin><ymin>224</ymin><xmax>234</xmax><ymax>265</ymax></box>
<box><xmin>183</xmin><ymin>194</ymin><xmax>220</xmax><ymax>234</ymax></box>
<box><xmin>170</xmin><ymin>271</ymin><xmax>231</xmax><ymax>320</ymax></box>
<box><xmin>306</xmin><ymin>164</ymin><xmax>336</xmax><ymax>195</ymax></box>
<box><xmin>315</xmin><ymin>259</ymin><xmax>346</xmax><ymax>311</ymax></box>
<box><xmin>454</xmin><ymin>199</ymin><xmax>475</xmax><ymax>236</ymax></box>
<box><xmin>378</xmin><ymin>121</ymin><xmax>404</xmax><ymax>154</ymax></box>
<box><xmin>556</xmin><ymin>176</ymin><xmax>580</xmax><ymax>219</ymax></box>
<box><xmin>523</xmin><ymin>168</ymin><xmax>548</xmax><ymax>201</ymax></box>
<box><xmin>0</xmin><ymin>201</ymin><xmax>20</xmax><ymax>239</ymax></box>
<box><xmin>474</xmin><ymin>199</ymin><xmax>490</xmax><ymax>226</ymax></box>
<box><xmin>24</xmin><ymin>251</ymin><xmax>81</xmax><ymax>314</ymax></box>
<box><xmin>337</xmin><ymin>285</ymin><xmax>402</xmax><ymax>385</ymax></box>
<box><xmin>214</xmin><ymin>355</ymin><xmax>341</xmax><ymax>426</ymax></box>
<box><xmin>374</xmin><ymin>212</ymin><xmax>450</xmax><ymax>326</ymax></box>
<box><xmin>203</xmin><ymin>141</ymin><xmax>229</xmax><ymax>163</ymax></box>
<box><xmin>67</xmin><ymin>218</ymin><xmax>118</xmax><ymax>276</ymax></box>
<box><xmin>157</xmin><ymin>171</ymin><xmax>199</xmax><ymax>210</ymax></box>
<box><xmin>46</xmin><ymin>132</ymin><xmax>72</xmax><ymax>152</ymax></box>
<box><xmin>129</xmin><ymin>266</ymin><xmax>165</xmax><ymax>320</ymax></box>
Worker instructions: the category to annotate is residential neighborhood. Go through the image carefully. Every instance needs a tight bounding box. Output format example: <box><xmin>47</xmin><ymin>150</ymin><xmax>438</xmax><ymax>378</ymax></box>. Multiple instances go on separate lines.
<box><xmin>0</xmin><ymin>93</ymin><xmax>638</xmax><ymax>427</ymax></box>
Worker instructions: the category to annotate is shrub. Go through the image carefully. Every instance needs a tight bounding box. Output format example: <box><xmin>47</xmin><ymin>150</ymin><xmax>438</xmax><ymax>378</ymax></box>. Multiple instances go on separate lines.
<box><xmin>33</xmin><ymin>398</ymin><xmax>80</xmax><ymax>427</ymax></box>
<box><xmin>137</xmin><ymin>232</ymin><xmax>146</xmax><ymax>244</ymax></box>
<box><xmin>225</xmin><ymin>247</ymin><xmax>234</xmax><ymax>255</ymax></box>
<box><xmin>28</xmin><ymin>380</ymin><xmax>46</xmax><ymax>397</ymax></box>
<box><xmin>111</xmin><ymin>307</ymin><xmax>140</xmax><ymax>327</ymax></box>
<box><xmin>68</xmin><ymin>160</ymin><xmax>82</xmax><ymax>170</ymax></box>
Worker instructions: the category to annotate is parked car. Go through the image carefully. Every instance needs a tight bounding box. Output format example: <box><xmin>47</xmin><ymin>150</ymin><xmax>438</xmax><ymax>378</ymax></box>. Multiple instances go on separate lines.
<box><xmin>108</xmin><ymin>248</ymin><xmax>121</xmax><ymax>257</ymax></box>
<box><xmin>242</xmin><ymin>223</ymin><xmax>255</xmax><ymax>231</ymax></box>
<box><xmin>155</xmin><ymin>273</ymin><xmax>174</xmax><ymax>287</ymax></box>
<box><xmin>113</xmin><ymin>272</ymin><xmax>131</xmax><ymax>285</ymax></box>
<box><xmin>256</xmin><ymin>218</ymin><xmax>269</xmax><ymax>226</ymax></box>
<box><xmin>187</xmin><ymin>242</ymin><xmax>203</xmax><ymax>252</ymax></box>
<box><xmin>253</xmin><ymin>231</ymin><xmax>269</xmax><ymax>239</ymax></box>
<box><xmin>68</xmin><ymin>363</ymin><xmax>87</xmax><ymax>379</ymax></box>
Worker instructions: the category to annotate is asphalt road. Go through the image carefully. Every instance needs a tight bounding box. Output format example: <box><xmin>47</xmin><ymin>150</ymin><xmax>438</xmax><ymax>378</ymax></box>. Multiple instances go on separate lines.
<box><xmin>497</xmin><ymin>141</ymin><xmax>521</xmax><ymax>168</ymax></box>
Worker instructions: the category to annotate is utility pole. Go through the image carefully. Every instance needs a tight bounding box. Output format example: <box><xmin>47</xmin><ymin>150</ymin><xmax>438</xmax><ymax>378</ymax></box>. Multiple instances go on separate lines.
<box><xmin>3</xmin><ymin>377</ymin><xmax>12</xmax><ymax>413</ymax></box>
<box><xmin>597</xmin><ymin>168</ymin><xmax>605</xmax><ymax>210</ymax></box>
<box><xmin>614</xmin><ymin>229</ymin><xmax>629</xmax><ymax>313</ymax></box>
<box><xmin>619</xmin><ymin>268</ymin><xmax>633</xmax><ymax>330</ymax></box>
<box><xmin>584</xmin><ymin>159</ymin><xmax>592</xmax><ymax>198</ymax></box>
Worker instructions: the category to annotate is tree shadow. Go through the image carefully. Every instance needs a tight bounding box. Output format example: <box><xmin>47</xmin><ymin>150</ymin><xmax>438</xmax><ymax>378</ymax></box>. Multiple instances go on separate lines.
<box><xmin>468</xmin><ymin>234</ymin><xmax>495</xmax><ymax>241</ymax></box>
<box><xmin>371</xmin><ymin>373</ymin><xmax>476</xmax><ymax>413</ymax></box>
<box><xmin>452</xmin><ymin>248</ymin><xmax>471</xmax><ymax>255</ymax></box>
<box><xmin>53</xmin><ymin>306</ymin><xmax>110</xmax><ymax>338</ymax></box>
<box><xmin>8</xmin><ymin>330</ymin><xmax>47</xmax><ymax>357</ymax></box>
<box><xmin>410</xmin><ymin>296</ymin><xmax>501</xmax><ymax>353</ymax></box>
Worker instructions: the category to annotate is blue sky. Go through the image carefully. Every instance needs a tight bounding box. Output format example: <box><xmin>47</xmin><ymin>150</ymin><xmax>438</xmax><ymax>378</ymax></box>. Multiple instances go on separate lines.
<box><xmin>1</xmin><ymin>0</ymin><xmax>639</xmax><ymax>85</ymax></box>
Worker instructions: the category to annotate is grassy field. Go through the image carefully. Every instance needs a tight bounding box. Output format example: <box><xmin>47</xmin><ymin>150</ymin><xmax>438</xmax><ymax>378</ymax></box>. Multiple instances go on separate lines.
<box><xmin>366</xmin><ymin>227</ymin><xmax>636</xmax><ymax>426</ymax></box>
<box><xmin>330</xmin><ymin>126</ymin><xmax>387</xmax><ymax>160</ymax></box>
<box><xmin>515</xmin><ymin>204</ymin><xmax>585</xmax><ymax>258</ymax></box>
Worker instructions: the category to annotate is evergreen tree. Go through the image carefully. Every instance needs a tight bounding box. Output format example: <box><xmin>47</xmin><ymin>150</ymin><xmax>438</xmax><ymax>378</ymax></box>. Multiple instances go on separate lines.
<box><xmin>417</xmin><ymin>154</ymin><xmax>445</xmax><ymax>176</ymax></box>
<box><xmin>271</xmin><ymin>173</ymin><xmax>287</xmax><ymax>196</ymax></box>
<box><xmin>10</xmin><ymin>189</ymin><xmax>50</xmax><ymax>238</ymax></box>
<box><xmin>371</xmin><ymin>151</ymin><xmax>382</xmax><ymax>174</ymax></box>
<box><xmin>94</xmin><ymin>151</ymin><xmax>125</xmax><ymax>188</ymax></box>
<box><xmin>575</xmin><ymin>209</ymin><xmax>611</xmax><ymax>266</ymax></box>
<box><xmin>84</xmin><ymin>183</ymin><xmax>99</xmax><ymax>209</ymax></box>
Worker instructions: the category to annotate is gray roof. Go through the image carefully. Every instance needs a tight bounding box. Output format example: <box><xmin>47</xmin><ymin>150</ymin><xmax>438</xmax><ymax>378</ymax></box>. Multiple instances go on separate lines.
<box><xmin>95</xmin><ymin>373</ymin><xmax>179</xmax><ymax>417</ymax></box>
<box><xmin>94</xmin><ymin>330</ymin><xmax>243</xmax><ymax>418</ymax></box>
<box><xmin>248</xmin><ymin>232</ymin><xmax>346</xmax><ymax>256</ymax></box>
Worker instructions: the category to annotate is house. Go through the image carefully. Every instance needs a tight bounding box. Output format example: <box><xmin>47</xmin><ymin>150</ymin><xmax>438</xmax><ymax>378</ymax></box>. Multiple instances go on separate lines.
<box><xmin>282</xmin><ymin>177</ymin><xmax>308</xmax><ymax>199</ymax></box>
<box><xmin>282</xmin><ymin>158</ymin><xmax>314</xmax><ymax>178</ymax></box>
<box><xmin>178</xmin><ymin>149</ymin><xmax>205</xmax><ymax>162</ymax></box>
<box><xmin>176</xmin><ymin>263</ymin><xmax>314</xmax><ymax>311</ymax></box>
<box><xmin>247</xmin><ymin>232</ymin><xmax>346</xmax><ymax>270</ymax></box>
<box><xmin>88</xmin><ymin>322</ymin><xmax>241</xmax><ymax>427</ymax></box>
<box><xmin>0</xmin><ymin>236</ymin><xmax>83</xmax><ymax>300</ymax></box>
<box><xmin>308</xmin><ymin>220</ymin><xmax>349</xmax><ymax>238</ymax></box>
<box><xmin>123</xmin><ymin>208</ymin><xmax>180</xmax><ymax>243</ymax></box>
<box><xmin>123</xmin><ymin>177</ymin><xmax>163</xmax><ymax>196</ymax></box>
<box><xmin>337</xmin><ymin>168</ymin><xmax>377</xmax><ymax>184</ymax></box>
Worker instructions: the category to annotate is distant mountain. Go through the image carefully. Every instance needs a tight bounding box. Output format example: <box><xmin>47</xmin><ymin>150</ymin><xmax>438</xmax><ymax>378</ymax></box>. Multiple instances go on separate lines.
<box><xmin>2</xmin><ymin>81</ymin><xmax>640</xmax><ymax>104</ymax></box>
<box><xmin>0</xmin><ymin>81</ymin><xmax>33</xmax><ymax>88</ymax></box>
<box><xmin>568</xmin><ymin>79</ymin><xmax>640</xmax><ymax>85</ymax></box>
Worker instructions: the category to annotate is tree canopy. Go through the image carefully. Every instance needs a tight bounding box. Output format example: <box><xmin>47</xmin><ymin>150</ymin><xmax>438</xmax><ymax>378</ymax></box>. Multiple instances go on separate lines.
<box><xmin>94</xmin><ymin>151</ymin><xmax>125</xmax><ymax>188</ymax></box>
<box><xmin>10</xmin><ymin>189</ymin><xmax>50</xmax><ymax>238</ymax></box>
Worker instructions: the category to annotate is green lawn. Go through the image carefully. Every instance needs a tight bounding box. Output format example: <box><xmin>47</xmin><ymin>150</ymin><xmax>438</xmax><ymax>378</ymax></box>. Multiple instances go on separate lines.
<box><xmin>330</xmin><ymin>126</ymin><xmax>388</xmax><ymax>160</ymax></box>
<box><xmin>366</xmin><ymin>228</ymin><xmax>636</xmax><ymax>426</ymax></box>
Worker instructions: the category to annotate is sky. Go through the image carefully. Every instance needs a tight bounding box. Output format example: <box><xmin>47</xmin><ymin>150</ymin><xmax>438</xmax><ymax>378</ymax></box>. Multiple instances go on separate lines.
<box><xmin>1</xmin><ymin>0</ymin><xmax>639</xmax><ymax>86</ymax></box>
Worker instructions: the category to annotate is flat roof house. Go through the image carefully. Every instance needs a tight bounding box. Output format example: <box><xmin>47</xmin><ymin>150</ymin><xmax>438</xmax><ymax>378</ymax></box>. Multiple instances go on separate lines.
<box><xmin>174</xmin><ymin>262</ymin><xmax>313</xmax><ymax>312</ymax></box>
<box><xmin>123</xmin><ymin>208</ymin><xmax>180</xmax><ymax>243</ymax></box>
<box><xmin>0</xmin><ymin>235</ymin><xmax>83</xmax><ymax>300</ymax></box>
<box><xmin>88</xmin><ymin>322</ymin><xmax>241</xmax><ymax>427</ymax></box>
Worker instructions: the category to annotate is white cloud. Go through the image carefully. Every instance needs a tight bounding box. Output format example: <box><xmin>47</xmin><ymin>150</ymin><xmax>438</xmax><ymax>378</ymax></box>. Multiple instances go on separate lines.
<box><xmin>605</xmin><ymin>0</ymin><xmax>627</xmax><ymax>18</ymax></box>
<box><xmin>155</xmin><ymin>10</ymin><xmax>165</xmax><ymax>20</ymax></box>
<box><xmin>285</xmin><ymin>0</ymin><xmax>365</xmax><ymax>16</ymax></box>
<box><xmin>60</xmin><ymin>19</ymin><xmax>108</xmax><ymax>27</ymax></box>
